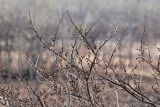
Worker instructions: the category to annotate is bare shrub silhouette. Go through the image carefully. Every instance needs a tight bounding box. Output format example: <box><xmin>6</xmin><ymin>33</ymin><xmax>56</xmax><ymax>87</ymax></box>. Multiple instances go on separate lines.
<box><xmin>0</xmin><ymin>11</ymin><xmax>159</xmax><ymax>107</ymax></box>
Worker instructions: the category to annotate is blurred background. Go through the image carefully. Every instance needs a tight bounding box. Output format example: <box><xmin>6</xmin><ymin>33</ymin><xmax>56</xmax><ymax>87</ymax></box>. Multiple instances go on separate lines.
<box><xmin>0</xmin><ymin>0</ymin><xmax>160</xmax><ymax>80</ymax></box>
